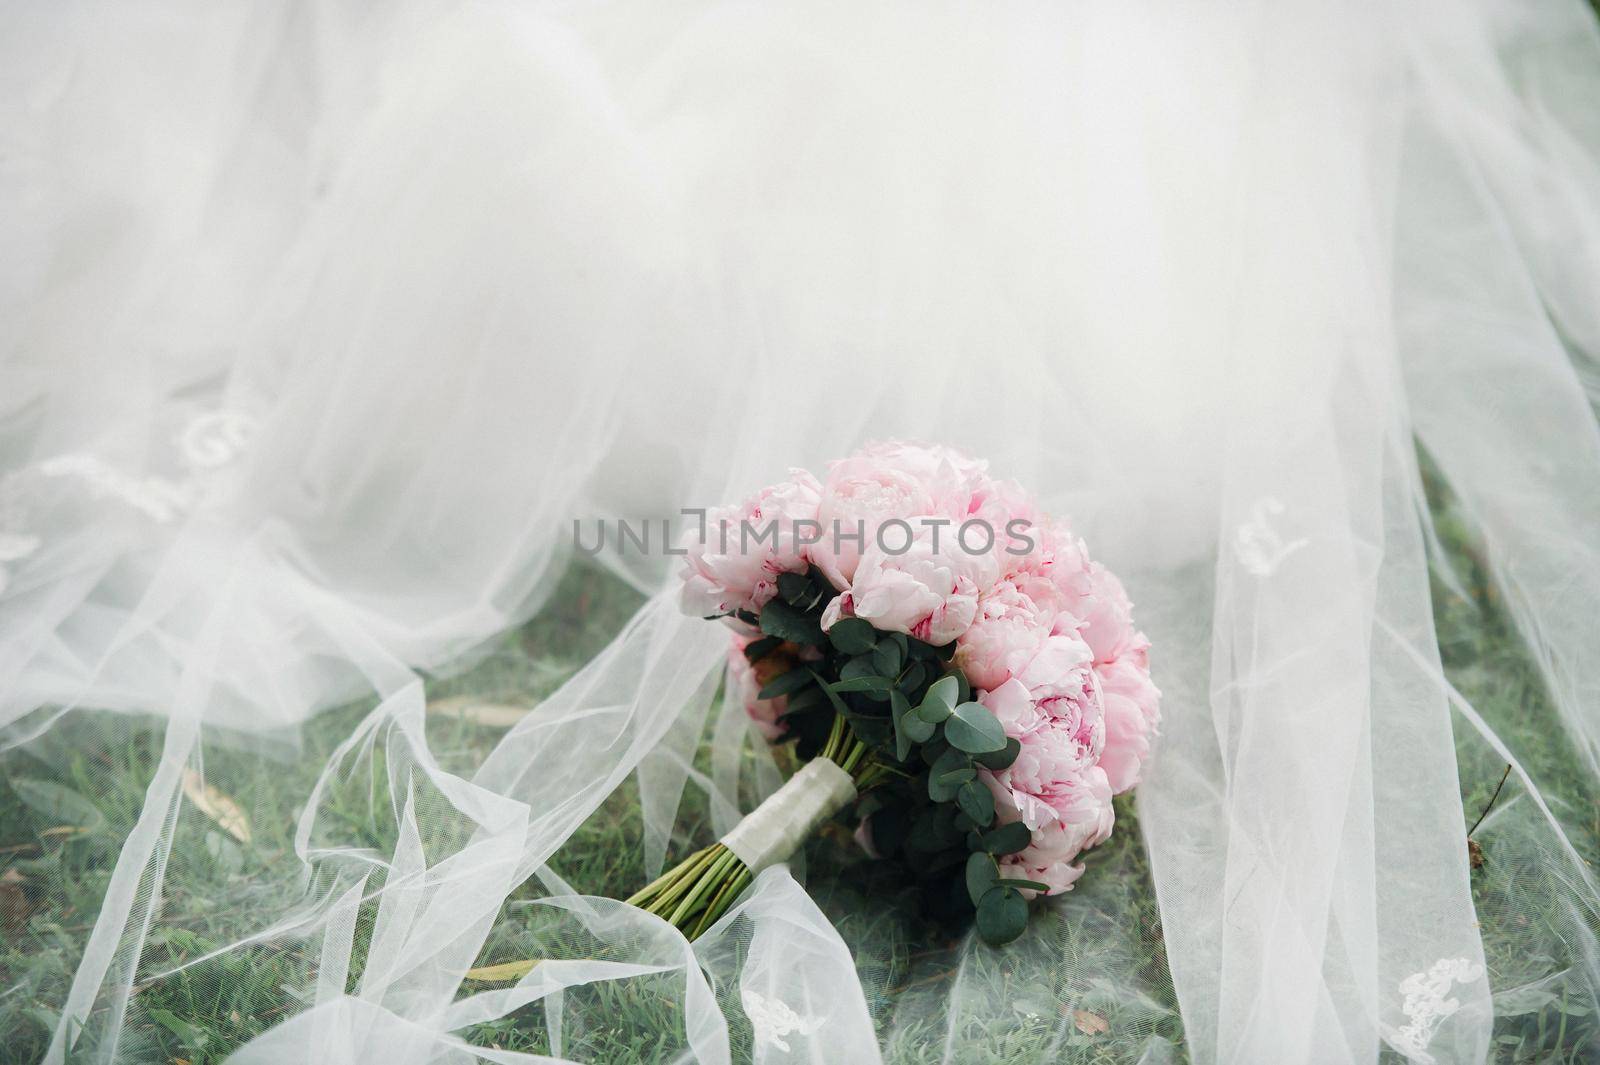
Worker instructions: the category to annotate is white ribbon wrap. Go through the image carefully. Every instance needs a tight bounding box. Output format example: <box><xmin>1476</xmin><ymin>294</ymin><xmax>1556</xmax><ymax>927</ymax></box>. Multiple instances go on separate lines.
<box><xmin>720</xmin><ymin>757</ymin><xmax>858</xmax><ymax>874</ymax></box>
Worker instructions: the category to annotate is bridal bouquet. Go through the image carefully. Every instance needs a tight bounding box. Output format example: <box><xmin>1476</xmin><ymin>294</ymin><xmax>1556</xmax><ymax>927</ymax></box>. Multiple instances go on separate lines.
<box><xmin>631</xmin><ymin>442</ymin><xmax>1160</xmax><ymax>945</ymax></box>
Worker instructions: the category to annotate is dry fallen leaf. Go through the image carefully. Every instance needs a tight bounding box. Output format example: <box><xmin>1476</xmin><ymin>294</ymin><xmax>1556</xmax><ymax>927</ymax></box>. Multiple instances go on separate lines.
<box><xmin>1467</xmin><ymin>838</ymin><xmax>1485</xmax><ymax>870</ymax></box>
<box><xmin>181</xmin><ymin>769</ymin><xmax>252</xmax><ymax>844</ymax></box>
<box><xmin>1</xmin><ymin>868</ymin><xmax>31</xmax><ymax>928</ymax></box>
<box><xmin>1072</xmin><ymin>1009</ymin><xmax>1110</xmax><ymax>1037</ymax></box>
<box><xmin>464</xmin><ymin>959</ymin><xmax>540</xmax><ymax>982</ymax></box>
<box><xmin>426</xmin><ymin>696</ymin><xmax>535</xmax><ymax>729</ymax></box>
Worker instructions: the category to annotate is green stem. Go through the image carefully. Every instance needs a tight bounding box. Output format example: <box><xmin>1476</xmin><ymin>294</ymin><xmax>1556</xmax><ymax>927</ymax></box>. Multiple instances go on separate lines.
<box><xmin>626</xmin><ymin>845</ymin><xmax>710</xmax><ymax>908</ymax></box>
<box><xmin>668</xmin><ymin>846</ymin><xmax>736</xmax><ymax>927</ymax></box>
<box><xmin>688</xmin><ymin>858</ymin><xmax>749</xmax><ymax>939</ymax></box>
<box><xmin>641</xmin><ymin>843</ymin><xmax>719</xmax><ymax>917</ymax></box>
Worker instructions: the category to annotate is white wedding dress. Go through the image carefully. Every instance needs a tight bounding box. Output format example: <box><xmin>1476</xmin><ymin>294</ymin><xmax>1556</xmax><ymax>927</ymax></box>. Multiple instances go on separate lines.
<box><xmin>3</xmin><ymin>2</ymin><xmax>1599</xmax><ymax>1063</ymax></box>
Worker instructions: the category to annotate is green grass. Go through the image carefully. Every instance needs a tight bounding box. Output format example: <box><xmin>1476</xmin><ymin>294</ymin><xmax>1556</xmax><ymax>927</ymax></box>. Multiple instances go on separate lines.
<box><xmin>1424</xmin><ymin>464</ymin><xmax>1600</xmax><ymax>1064</ymax></box>
<box><xmin>1</xmin><ymin>481</ymin><xmax>1596</xmax><ymax>1062</ymax></box>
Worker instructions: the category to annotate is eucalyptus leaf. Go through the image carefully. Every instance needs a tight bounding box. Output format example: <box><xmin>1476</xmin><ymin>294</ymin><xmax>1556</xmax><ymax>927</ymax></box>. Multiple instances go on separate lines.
<box><xmin>807</xmin><ymin>669</ymin><xmax>847</xmax><ymax>707</ymax></box>
<box><xmin>828</xmin><ymin>617</ymin><xmax>878</xmax><ymax>655</ymax></box>
<box><xmin>915</xmin><ymin>698</ymin><xmax>953</xmax><ymax>725</ymax></box>
<box><xmin>993</xmin><ymin>877</ymin><xmax>1050</xmax><ymax>892</ymax></box>
<box><xmin>957</xmin><ymin>779</ymin><xmax>996</xmax><ymax>827</ymax></box>
<box><xmin>839</xmin><ymin>656</ymin><xmax>880</xmax><ymax>682</ymax></box>
<box><xmin>777</xmin><ymin>571</ymin><xmax>813</xmax><ymax>605</ymax></box>
<box><xmin>923</xmin><ymin>675</ymin><xmax>959</xmax><ymax>713</ymax></box>
<box><xmin>981</xmin><ymin>820</ymin><xmax>1032</xmax><ymax>855</ymax></box>
<box><xmin>944</xmin><ymin>701</ymin><xmax>1007</xmax><ymax>754</ymax></box>
<box><xmin>831</xmin><ymin>674</ymin><xmax>892</xmax><ymax>694</ymax></box>
<box><xmin>851</xmin><ymin>716</ymin><xmax>892</xmax><ymax>746</ymax></box>
<box><xmin>975</xmin><ymin>886</ymin><xmax>1029</xmax><ymax>945</ymax></box>
<box><xmin>902</xmin><ymin>712</ymin><xmax>936</xmax><ymax>744</ymax></box>
<box><xmin>891</xmin><ymin>690</ymin><xmax>914</xmax><ymax>761</ymax></box>
<box><xmin>928</xmin><ymin>748</ymin><xmax>971</xmax><ymax>802</ymax></box>
<box><xmin>757</xmin><ymin>668</ymin><xmax>814</xmax><ymax>700</ymax></box>
<box><xmin>965</xmin><ymin>851</ymin><xmax>999</xmax><ymax>905</ymax></box>
<box><xmin>871</xmin><ymin>639</ymin><xmax>904</xmax><ymax>677</ymax></box>
<box><xmin>907</xmin><ymin>808</ymin><xmax>963</xmax><ymax>852</ymax></box>
<box><xmin>973</xmin><ymin>736</ymin><xmax>1022</xmax><ymax>771</ymax></box>
<box><xmin>896</xmin><ymin>660</ymin><xmax>927</xmax><ymax>695</ymax></box>
<box><xmin>784</xmin><ymin>686</ymin><xmax>826</xmax><ymax>716</ymax></box>
<box><xmin>760</xmin><ymin>599</ymin><xmax>823</xmax><ymax>645</ymax></box>
<box><xmin>927</xmin><ymin>773</ymin><xmax>960</xmax><ymax>804</ymax></box>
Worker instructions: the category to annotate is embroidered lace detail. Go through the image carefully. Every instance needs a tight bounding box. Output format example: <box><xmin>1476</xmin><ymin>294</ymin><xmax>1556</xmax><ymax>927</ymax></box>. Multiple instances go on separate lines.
<box><xmin>1232</xmin><ymin>496</ymin><xmax>1309</xmax><ymax>577</ymax></box>
<box><xmin>37</xmin><ymin>455</ymin><xmax>196</xmax><ymax>523</ymax></box>
<box><xmin>741</xmin><ymin>988</ymin><xmax>820</xmax><ymax>1053</ymax></box>
<box><xmin>31</xmin><ymin>408</ymin><xmax>258</xmax><ymax>523</ymax></box>
<box><xmin>179</xmin><ymin>409</ymin><xmax>255</xmax><ymax>469</ymax></box>
<box><xmin>1381</xmin><ymin>957</ymin><xmax>1484</xmax><ymax>1063</ymax></box>
<box><xmin>0</xmin><ymin>408</ymin><xmax>258</xmax><ymax>589</ymax></box>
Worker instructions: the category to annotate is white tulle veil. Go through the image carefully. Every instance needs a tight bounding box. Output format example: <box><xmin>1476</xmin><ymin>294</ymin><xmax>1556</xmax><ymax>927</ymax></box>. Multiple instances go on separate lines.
<box><xmin>2</xmin><ymin>1</ymin><xmax>1598</xmax><ymax>1062</ymax></box>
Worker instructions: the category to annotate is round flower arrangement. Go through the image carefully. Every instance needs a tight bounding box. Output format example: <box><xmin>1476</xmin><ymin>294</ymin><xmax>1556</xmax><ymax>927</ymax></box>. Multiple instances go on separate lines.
<box><xmin>642</xmin><ymin>441</ymin><xmax>1159</xmax><ymax>944</ymax></box>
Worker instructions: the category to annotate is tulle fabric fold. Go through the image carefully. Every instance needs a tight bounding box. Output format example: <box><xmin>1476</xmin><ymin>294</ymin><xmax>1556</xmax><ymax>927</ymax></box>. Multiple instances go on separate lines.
<box><xmin>2</xmin><ymin>1</ymin><xmax>1598</xmax><ymax>1062</ymax></box>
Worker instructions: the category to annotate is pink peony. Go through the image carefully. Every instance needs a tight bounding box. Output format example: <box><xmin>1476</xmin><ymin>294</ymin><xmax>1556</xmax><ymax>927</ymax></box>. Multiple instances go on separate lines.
<box><xmin>1034</xmin><ymin>670</ymin><xmax>1106</xmax><ymax>765</ymax></box>
<box><xmin>1013</xmin><ymin>525</ymin><xmax>1147</xmax><ymax>667</ymax></box>
<box><xmin>981</xmin><ymin>679</ymin><xmax>1110</xmax><ymax>831</ymax></box>
<box><xmin>679</xmin><ymin>469</ymin><xmax>822</xmax><ymax>627</ymax></box>
<box><xmin>725</xmin><ymin>635</ymin><xmax>822</xmax><ymax>741</ymax></box>
<box><xmin>1004</xmin><ymin>517</ymin><xmax>1160</xmax><ymax>795</ymax></box>
<box><xmin>964</xmin><ymin>474</ymin><xmax>1040</xmax><ymax>566</ymax></box>
<box><xmin>1071</xmin><ymin>563</ymin><xmax>1150</xmax><ymax>667</ymax></box>
<box><xmin>852</xmin><ymin>440</ymin><xmax>991</xmax><ymax>516</ymax></box>
<box><xmin>1096</xmin><ymin>656</ymin><xmax>1161</xmax><ymax>793</ymax></box>
<box><xmin>852</xmin><ymin>440</ymin><xmax>1038</xmax><ymax>571</ymax></box>
<box><xmin>1009</xmin><ymin>625</ymin><xmax>1097</xmax><ymax>705</ymax></box>
<box><xmin>956</xmin><ymin>582</ymin><xmax>1099</xmax><ymax>697</ymax></box>
<box><xmin>820</xmin><ymin>519</ymin><xmax>999</xmax><ymax>646</ymax></box>
<box><xmin>1007</xmin><ymin>517</ymin><xmax>1092</xmax><ymax>604</ymax></box>
<box><xmin>995</xmin><ymin>793</ymin><xmax>1116</xmax><ymax>898</ymax></box>
<box><xmin>810</xmin><ymin>441</ymin><xmax>1005</xmax><ymax>591</ymax></box>
<box><xmin>953</xmin><ymin>581</ymin><xmax>1050</xmax><ymax>690</ymax></box>
<box><xmin>809</xmin><ymin>455</ymin><xmax>936</xmax><ymax>591</ymax></box>
<box><xmin>726</xmin><ymin>637</ymin><xmax>787</xmax><ymax>741</ymax></box>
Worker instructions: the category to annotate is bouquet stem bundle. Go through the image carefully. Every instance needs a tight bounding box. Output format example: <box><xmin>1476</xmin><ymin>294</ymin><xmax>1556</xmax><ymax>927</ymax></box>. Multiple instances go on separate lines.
<box><xmin>626</xmin><ymin>841</ymin><xmax>751</xmax><ymax>941</ymax></box>
<box><xmin>627</xmin><ymin>714</ymin><xmax>888</xmax><ymax>939</ymax></box>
